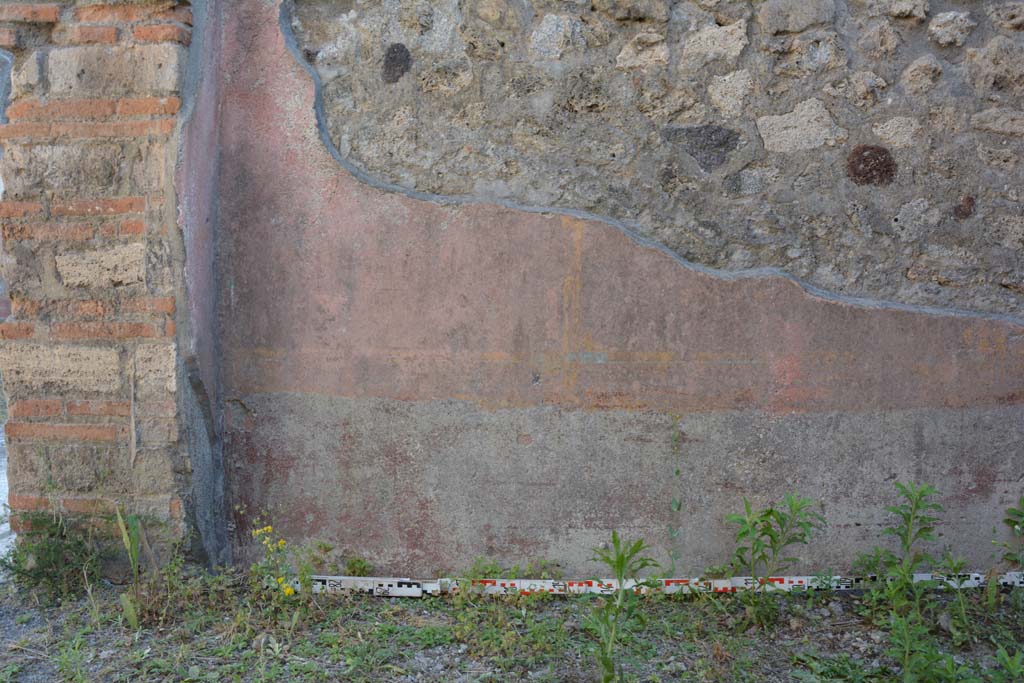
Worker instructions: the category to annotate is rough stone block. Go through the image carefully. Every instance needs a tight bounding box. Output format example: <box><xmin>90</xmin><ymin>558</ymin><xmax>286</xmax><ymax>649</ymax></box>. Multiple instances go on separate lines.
<box><xmin>889</xmin><ymin>0</ymin><xmax>929</xmax><ymax>22</ymax></box>
<box><xmin>592</xmin><ymin>0</ymin><xmax>669</xmax><ymax>22</ymax></box>
<box><xmin>967</xmin><ymin>37</ymin><xmax>1024</xmax><ymax>102</ymax></box>
<box><xmin>134</xmin><ymin>343</ymin><xmax>177</xmax><ymax>398</ymax></box>
<box><xmin>709</xmin><ymin>70</ymin><xmax>752</xmax><ymax>117</ymax></box>
<box><xmin>872</xmin><ymin>117</ymin><xmax>921</xmax><ymax>148</ymax></box>
<box><xmin>11</xmin><ymin>54</ymin><xmax>43</xmax><ymax>99</ymax></box>
<box><xmin>927</xmin><ymin>11</ymin><xmax>975</xmax><ymax>47</ymax></box>
<box><xmin>7</xmin><ymin>441</ymin><xmax>131</xmax><ymax>494</ymax></box>
<box><xmin>972</xmin><ymin>108</ymin><xmax>1024</xmax><ymax>137</ymax></box>
<box><xmin>756</xmin><ymin>98</ymin><xmax>846</xmax><ymax>152</ymax></box>
<box><xmin>614</xmin><ymin>32</ymin><xmax>667</xmax><ymax>70</ymax></box>
<box><xmin>758</xmin><ymin>0</ymin><xmax>835</xmax><ymax>35</ymax></box>
<box><xmin>0</xmin><ymin>142</ymin><xmax>165</xmax><ymax>199</ymax></box>
<box><xmin>680</xmin><ymin>20</ymin><xmax>747</xmax><ymax>69</ymax></box>
<box><xmin>47</xmin><ymin>44</ymin><xmax>186</xmax><ymax>98</ymax></box>
<box><xmin>55</xmin><ymin>242</ymin><xmax>147</xmax><ymax>288</ymax></box>
<box><xmin>988</xmin><ymin>2</ymin><xmax>1024</xmax><ymax>31</ymax></box>
<box><xmin>0</xmin><ymin>343</ymin><xmax>121</xmax><ymax>394</ymax></box>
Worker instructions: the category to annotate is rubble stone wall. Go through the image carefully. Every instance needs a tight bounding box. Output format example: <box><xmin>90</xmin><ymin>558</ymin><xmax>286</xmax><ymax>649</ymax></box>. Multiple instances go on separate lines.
<box><xmin>293</xmin><ymin>0</ymin><xmax>1024</xmax><ymax>317</ymax></box>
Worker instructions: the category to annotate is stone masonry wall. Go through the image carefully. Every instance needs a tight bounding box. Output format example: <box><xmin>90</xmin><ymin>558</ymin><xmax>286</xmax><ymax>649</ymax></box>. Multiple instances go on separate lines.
<box><xmin>0</xmin><ymin>1</ymin><xmax>194</xmax><ymax>555</ymax></box>
<box><xmin>293</xmin><ymin>0</ymin><xmax>1024</xmax><ymax>318</ymax></box>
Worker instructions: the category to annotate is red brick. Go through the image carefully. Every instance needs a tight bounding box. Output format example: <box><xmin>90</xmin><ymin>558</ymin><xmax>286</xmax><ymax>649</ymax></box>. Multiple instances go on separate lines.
<box><xmin>74</xmin><ymin>3</ymin><xmax>174</xmax><ymax>23</ymax></box>
<box><xmin>0</xmin><ymin>27</ymin><xmax>20</xmax><ymax>49</ymax></box>
<box><xmin>133</xmin><ymin>23</ymin><xmax>190</xmax><ymax>45</ymax></box>
<box><xmin>67</xmin><ymin>300</ymin><xmax>109</xmax><ymax>318</ymax></box>
<box><xmin>121</xmin><ymin>296</ymin><xmax>175</xmax><ymax>315</ymax></box>
<box><xmin>169</xmin><ymin>497</ymin><xmax>183</xmax><ymax>520</ymax></box>
<box><xmin>2</xmin><ymin>222</ymin><xmax>94</xmax><ymax>242</ymax></box>
<box><xmin>0</xmin><ymin>321</ymin><xmax>34</xmax><ymax>339</ymax></box>
<box><xmin>119</xmin><ymin>219</ymin><xmax>146</xmax><ymax>236</ymax></box>
<box><xmin>6</xmin><ymin>98</ymin><xmax>117</xmax><ymax>122</ymax></box>
<box><xmin>52</xmin><ymin>197</ymin><xmax>145</xmax><ymax>216</ymax></box>
<box><xmin>6</xmin><ymin>422</ymin><xmax>121</xmax><ymax>442</ymax></box>
<box><xmin>11</xmin><ymin>298</ymin><xmax>42</xmax><ymax>317</ymax></box>
<box><xmin>9</xmin><ymin>399</ymin><xmax>63</xmax><ymax>418</ymax></box>
<box><xmin>52</xmin><ymin>321</ymin><xmax>163</xmax><ymax>340</ymax></box>
<box><xmin>0</xmin><ymin>122</ymin><xmax>51</xmax><ymax>139</ymax></box>
<box><xmin>0</xmin><ymin>201</ymin><xmax>42</xmax><ymax>218</ymax></box>
<box><xmin>7</xmin><ymin>493</ymin><xmax>50</xmax><ymax>512</ymax></box>
<box><xmin>0</xmin><ymin>4</ymin><xmax>61</xmax><ymax>24</ymax></box>
<box><xmin>66</xmin><ymin>400</ymin><xmax>131</xmax><ymax>417</ymax></box>
<box><xmin>50</xmin><ymin>119</ymin><xmax>176</xmax><ymax>139</ymax></box>
<box><xmin>62</xmin><ymin>497</ymin><xmax>116</xmax><ymax>515</ymax></box>
<box><xmin>10</xmin><ymin>299</ymin><xmax>111</xmax><ymax>319</ymax></box>
<box><xmin>116</xmin><ymin>96</ymin><xmax>181</xmax><ymax>117</ymax></box>
<box><xmin>64</xmin><ymin>25</ymin><xmax>119</xmax><ymax>44</ymax></box>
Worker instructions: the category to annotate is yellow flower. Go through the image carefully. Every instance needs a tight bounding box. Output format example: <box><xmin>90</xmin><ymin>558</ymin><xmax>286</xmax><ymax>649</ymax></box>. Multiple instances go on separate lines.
<box><xmin>276</xmin><ymin>577</ymin><xmax>284</xmax><ymax>584</ymax></box>
<box><xmin>282</xmin><ymin>585</ymin><xmax>295</xmax><ymax>596</ymax></box>
<box><xmin>277</xmin><ymin>539</ymin><xmax>286</xmax><ymax>548</ymax></box>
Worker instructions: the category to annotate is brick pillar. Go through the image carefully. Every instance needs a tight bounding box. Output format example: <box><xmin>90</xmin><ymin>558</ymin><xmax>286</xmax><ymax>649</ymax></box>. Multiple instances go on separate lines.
<box><xmin>0</xmin><ymin>2</ymin><xmax>193</xmax><ymax>552</ymax></box>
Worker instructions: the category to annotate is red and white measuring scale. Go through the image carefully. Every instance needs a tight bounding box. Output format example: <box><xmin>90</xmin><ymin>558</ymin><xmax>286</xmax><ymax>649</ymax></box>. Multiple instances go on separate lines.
<box><xmin>304</xmin><ymin>571</ymin><xmax>1024</xmax><ymax>598</ymax></box>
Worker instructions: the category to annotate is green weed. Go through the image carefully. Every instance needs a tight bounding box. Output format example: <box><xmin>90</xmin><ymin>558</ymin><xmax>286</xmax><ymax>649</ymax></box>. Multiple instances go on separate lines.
<box><xmin>793</xmin><ymin>651</ymin><xmax>886</xmax><ymax>682</ymax></box>
<box><xmin>344</xmin><ymin>556</ymin><xmax>374</xmax><ymax>577</ymax></box>
<box><xmin>995</xmin><ymin>496</ymin><xmax>1024</xmax><ymax>568</ymax></box>
<box><xmin>115</xmin><ymin>507</ymin><xmax>142</xmax><ymax>630</ymax></box>
<box><xmin>725</xmin><ymin>493</ymin><xmax>825</xmax><ymax>628</ymax></box>
<box><xmin>586</xmin><ymin>530</ymin><xmax>659</xmax><ymax>683</ymax></box>
<box><xmin>0</xmin><ymin>508</ymin><xmax>99</xmax><ymax>602</ymax></box>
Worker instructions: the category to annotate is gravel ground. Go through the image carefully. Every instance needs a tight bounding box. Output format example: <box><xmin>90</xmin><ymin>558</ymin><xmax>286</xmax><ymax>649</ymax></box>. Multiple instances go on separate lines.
<box><xmin>0</xmin><ymin>575</ymin><xmax>1020</xmax><ymax>682</ymax></box>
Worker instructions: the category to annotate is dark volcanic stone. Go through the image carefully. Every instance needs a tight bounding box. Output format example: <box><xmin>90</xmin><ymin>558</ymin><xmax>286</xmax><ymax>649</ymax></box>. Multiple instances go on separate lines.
<box><xmin>953</xmin><ymin>195</ymin><xmax>976</xmax><ymax>220</ymax></box>
<box><xmin>382</xmin><ymin>43</ymin><xmax>412</xmax><ymax>84</ymax></box>
<box><xmin>846</xmin><ymin>145</ymin><xmax>896</xmax><ymax>186</ymax></box>
<box><xmin>664</xmin><ymin>125</ymin><xmax>741</xmax><ymax>172</ymax></box>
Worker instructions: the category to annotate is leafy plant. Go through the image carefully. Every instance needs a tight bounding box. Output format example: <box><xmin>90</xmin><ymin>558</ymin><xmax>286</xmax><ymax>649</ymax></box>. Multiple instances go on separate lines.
<box><xmin>54</xmin><ymin>629</ymin><xmax>89</xmax><ymax>683</ymax></box>
<box><xmin>884</xmin><ymin>483</ymin><xmax>943</xmax><ymax>576</ymax></box>
<box><xmin>249</xmin><ymin>524</ymin><xmax>299</xmax><ymax>606</ymax></box>
<box><xmin>0</xmin><ymin>507</ymin><xmax>99</xmax><ymax>601</ymax></box>
<box><xmin>586</xmin><ymin>531</ymin><xmax>659</xmax><ymax>683</ymax></box>
<box><xmin>887</xmin><ymin>613</ymin><xmax>940</xmax><ymax>682</ymax></box>
<box><xmin>345</xmin><ymin>556</ymin><xmax>375</xmax><ymax>577</ymax></box>
<box><xmin>727</xmin><ymin>493</ymin><xmax>825</xmax><ymax>585</ymax></box>
<box><xmin>995</xmin><ymin>495</ymin><xmax>1024</xmax><ymax>568</ymax></box>
<box><xmin>725</xmin><ymin>493</ymin><xmax>824</xmax><ymax>627</ymax></box>
<box><xmin>989</xmin><ymin>647</ymin><xmax>1024</xmax><ymax>683</ymax></box>
<box><xmin>861</xmin><ymin>483</ymin><xmax>959</xmax><ymax>683</ymax></box>
<box><xmin>793</xmin><ymin>651</ymin><xmax>886</xmax><ymax>682</ymax></box>
<box><xmin>937</xmin><ymin>552</ymin><xmax>971</xmax><ymax>646</ymax></box>
<box><xmin>115</xmin><ymin>507</ymin><xmax>142</xmax><ymax>630</ymax></box>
